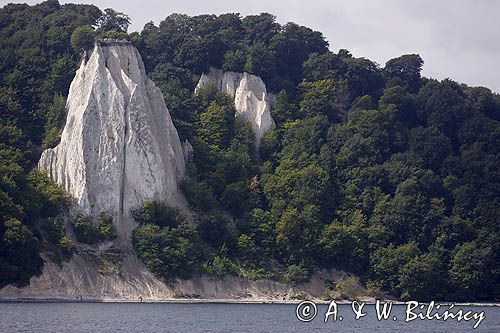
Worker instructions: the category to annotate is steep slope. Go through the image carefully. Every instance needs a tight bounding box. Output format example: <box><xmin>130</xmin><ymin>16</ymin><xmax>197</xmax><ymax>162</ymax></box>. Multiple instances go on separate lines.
<box><xmin>5</xmin><ymin>40</ymin><xmax>189</xmax><ymax>298</ymax></box>
<box><xmin>196</xmin><ymin>67</ymin><xmax>275</xmax><ymax>146</ymax></box>
<box><xmin>39</xmin><ymin>40</ymin><xmax>188</xmax><ymax>243</ymax></box>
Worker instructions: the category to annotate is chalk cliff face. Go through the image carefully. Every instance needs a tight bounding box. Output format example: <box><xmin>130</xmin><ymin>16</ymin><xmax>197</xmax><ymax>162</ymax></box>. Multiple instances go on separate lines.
<box><xmin>39</xmin><ymin>41</ymin><xmax>187</xmax><ymax>242</ymax></box>
<box><xmin>196</xmin><ymin>67</ymin><xmax>275</xmax><ymax>146</ymax></box>
<box><xmin>17</xmin><ymin>41</ymin><xmax>191</xmax><ymax>298</ymax></box>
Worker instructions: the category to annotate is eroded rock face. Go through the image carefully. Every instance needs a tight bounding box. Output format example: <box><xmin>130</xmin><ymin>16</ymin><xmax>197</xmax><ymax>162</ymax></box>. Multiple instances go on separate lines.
<box><xmin>22</xmin><ymin>41</ymin><xmax>191</xmax><ymax>298</ymax></box>
<box><xmin>196</xmin><ymin>67</ymin><xmax>275</xmax><ymax>146</ymax></box>
<box><xmin>39</xmin><ymin>41</ymin><xmax>187</xmax><ymax>242</ymax></box>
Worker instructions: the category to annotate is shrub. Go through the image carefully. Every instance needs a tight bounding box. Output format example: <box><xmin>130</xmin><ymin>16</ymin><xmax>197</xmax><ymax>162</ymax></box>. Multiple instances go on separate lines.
<box><xmin>197</xmin><ymin>212</ymin><xmax>236</xmax><ymax>251</ymax></box>
<box><xmin>180</xmin><ymin>179</ymin><xmax>216</xmax><ymax>212</ymax></box>
<box><xmin>203</xmin><ymin>256</ymin><xmax>233</xmax><ymax>277</ymax></box>
<box><xmin>133</xmin><ymin>221</ymin><xmax>202</xmax><ymax>280</ymax></box>
<box><xmin>335</xmin><ymin>277</ymin><xmax>365</xmax><ymax>300</ymax></box>
<box><xmin>132</xmin><ymin>201</ymin><xmax>185</xmax><ymax>228</ymax></box>
<box><xmin>283</xmin><ymin>263</ymin><xmax>311</xmax><ymax>285</ymax></box>
<box><xmin>71</xmin><ymin>213</ymin><xmax>116</xmax><ymax>244</ymax></box>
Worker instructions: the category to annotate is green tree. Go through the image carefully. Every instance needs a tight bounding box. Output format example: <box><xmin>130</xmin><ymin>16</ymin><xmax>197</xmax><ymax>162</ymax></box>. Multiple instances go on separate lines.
<box><xmin>223</xmin><ymin>49</ymin><xmax>246</xmax><ymax>72</ymax></box>
<box><xmin>384</xmin><ymin>54</ymin><xmax>423</xmax><ymax>92</ymax></box>
<box><xmin>70</xmin><ymin>26</ymin><xmax>95</xmax><ymax>52</ymax></box>
<box><xmin>399</xmin><ymin>249</ymin><xmax>449</xmax><ymax>301</ymax></box>
<box><xmin>132</xmin><ymin>201</ymin><xmax>185</xmax><ymax>228</ymax></box>
<box><xmin>299</xmin><ymin>80</ymin><xmax>338</xmax><ymax>120</ymax></box>
<box><xmin>320</xmin><ymin>218</ymin><xmax>368</xmax><ymax>275</ymax></box>
<box><xmin>275</xmin><ymin>205</ymin><xmax>322</xmax><ymax>265</ymax></box>
<box><xmin>27</xmin><ymin>169</ymin><xmax>71</xmax><ymax>218</ymax></box>
<box><xmin>96</xmin><ymin>8</ymin><xmax>130</xmax><ymax>33</ymax></box>
<box><xmin>198</xmin><ymin>100</ymin><xmax>235</xmax><ymax>149</ymax></box>
<box><xmin>237</xmin><ymin>234</ymin><xmax>259</xmax><ymax>264</ymax></box>
<box><xmin>0</xmin><ymin>218</ymin><xmax>43</xmax><ymax>287</ymax></box>
<box><xmin>197</xmin><ymin>213</ymin><xmax>236</xmax><ymax>251</ymax></box>
<box><xmin>283</xmin><ymin>263</ymin><xmax>310</xmax><ymax>285</ymax></box>
<box><xmin>370</xmin><ymin>242</ymin><xmax>421</xmax><ymax>296</ymax></box>
<box><xmin>449</xmin><ymin>242</ymin><xmax>494</xmax><ymax>300</ymax></box>
<box><xmin>378</xmin><ymin>85</ymin><xmax>416</xmax><ymax>125</ymax></box>
<box><xmin>133</xmin><ymin>222</ymin><xmax>201</xmax><ymax>280</ymax></box>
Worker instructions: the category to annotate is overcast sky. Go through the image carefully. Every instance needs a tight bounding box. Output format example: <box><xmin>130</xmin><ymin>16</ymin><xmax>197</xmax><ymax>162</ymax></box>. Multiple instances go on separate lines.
<box><xmin>4</xmin><ymin>0</ymin><xmax>500</xmax><ymax>92</ymax></box>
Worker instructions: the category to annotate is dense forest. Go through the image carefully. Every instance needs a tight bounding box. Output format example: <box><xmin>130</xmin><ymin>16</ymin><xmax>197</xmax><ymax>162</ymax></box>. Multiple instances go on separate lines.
<box><xmin>0</xmin><ymin>0</ymin><xmax>499</xmax><ymax>301</ymax></box>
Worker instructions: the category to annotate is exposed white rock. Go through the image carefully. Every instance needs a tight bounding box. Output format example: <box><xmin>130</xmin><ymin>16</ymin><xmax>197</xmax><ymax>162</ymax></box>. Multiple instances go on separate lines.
<box><xmin>27</xmin><ymin>41</ymin><xmax>190</xmax><ymax>297</ymax></box>
<box><xmin>39</xmin><ymin>41</ymin><xmax>187</xmax><ymax>243</ymax></box>
<box><xmin>196</xmin><ymin>67</ymin><xmax>275</xmax><ymax>146</ymax></box>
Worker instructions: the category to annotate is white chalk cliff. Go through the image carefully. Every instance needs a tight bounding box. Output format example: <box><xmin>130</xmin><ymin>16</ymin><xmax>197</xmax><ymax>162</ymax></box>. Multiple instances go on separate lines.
<box><xmin>39</xmin><ymin>41</ymin><xmax>187</xmax><ymax>243</ymax></box>
<box><xmin>15</xmin><ymin>41</ymin><xmax>188</xmax><ymax>298</ymax></box>
<box><xmin>196</xmin><ymin>67</ymin><xmax>275</xmax><ymax>146</ymax></box>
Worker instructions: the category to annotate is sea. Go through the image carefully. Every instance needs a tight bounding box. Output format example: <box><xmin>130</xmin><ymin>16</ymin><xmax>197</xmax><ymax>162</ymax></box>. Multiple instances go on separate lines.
<box><xmin>0</xmin><ymin>302</ymin><xmax>498</xmax><ymax>332</ymax></box>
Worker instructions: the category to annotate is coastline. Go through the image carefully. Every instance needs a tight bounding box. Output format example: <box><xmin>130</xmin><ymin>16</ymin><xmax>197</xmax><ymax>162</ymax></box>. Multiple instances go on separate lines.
<box><xmin>1</xmin><ymin>297</ymin><xmax>499</xmax><ymax>307</ymax></box>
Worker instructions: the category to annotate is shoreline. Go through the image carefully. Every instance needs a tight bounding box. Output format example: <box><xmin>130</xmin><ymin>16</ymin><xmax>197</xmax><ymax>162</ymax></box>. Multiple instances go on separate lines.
<box><xmin>1</xmin><ymin>297</ymin><xmax>499</xmax><ymax>307</ymax></box>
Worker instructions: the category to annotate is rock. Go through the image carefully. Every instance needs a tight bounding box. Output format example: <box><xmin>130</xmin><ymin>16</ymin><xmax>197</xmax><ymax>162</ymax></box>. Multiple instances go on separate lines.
<box><xmin>182</xmin><ymin>139</ymin><xmax>194</xmax><ymax>164</ymax></box>
<box><xmin>39</xmin><ymin>41</ymin><xmax>187</xmax><ymax>244</ymax></box>
<box><xmin>196</xmin><ymin>67</ymin><xmax>275</xmax><ymax>146</ymax></box>
<box><xmin>27</xmin><ymin>41</ymin><xmax>191</xmax><ymax>298</ymax></box>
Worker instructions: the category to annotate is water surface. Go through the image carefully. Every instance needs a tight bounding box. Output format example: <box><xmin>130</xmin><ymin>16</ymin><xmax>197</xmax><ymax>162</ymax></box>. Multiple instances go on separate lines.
<box><xmin>0</xmin><ymin>302</ymin><xmax>498</xmax><ymax>332</ymax></box>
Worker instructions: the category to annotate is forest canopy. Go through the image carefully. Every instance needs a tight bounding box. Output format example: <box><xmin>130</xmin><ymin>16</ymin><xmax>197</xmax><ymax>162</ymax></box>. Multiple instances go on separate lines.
<box><xmin>0</xmin><ymin>0</ymin><xmax>499</xmax><ymax>302</ymax></box>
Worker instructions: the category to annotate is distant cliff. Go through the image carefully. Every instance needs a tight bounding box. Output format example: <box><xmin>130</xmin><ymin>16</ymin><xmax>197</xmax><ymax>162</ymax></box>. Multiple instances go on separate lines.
<box><xmin>196</xmin><ymin>67</ymin><xmax>275</xmax><ymax>146</ymax></box>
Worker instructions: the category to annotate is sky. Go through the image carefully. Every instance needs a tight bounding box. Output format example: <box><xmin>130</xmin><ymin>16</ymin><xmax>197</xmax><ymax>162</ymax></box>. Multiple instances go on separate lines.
<box><xmin>3</xmin><ymin>0</ymin><xmax>500</xmax><ymax>92</ymax></box>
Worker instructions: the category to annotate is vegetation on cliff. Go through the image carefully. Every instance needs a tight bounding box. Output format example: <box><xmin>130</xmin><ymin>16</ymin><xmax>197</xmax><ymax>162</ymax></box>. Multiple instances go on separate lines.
<box><xmin>0</xmin><ymin>1</ymin><xmax>498</xmax><ymax>301</ymax></box>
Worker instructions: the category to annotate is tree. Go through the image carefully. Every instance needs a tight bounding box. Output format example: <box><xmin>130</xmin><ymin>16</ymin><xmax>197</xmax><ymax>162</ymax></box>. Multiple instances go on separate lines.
<box><xmin>27</xmin><ymin>169</ymin><xmax>71</xmax><ymax>218</ymax></box>
<box><xmin>133</xmin><ymin>222</ymin><xmax>201</xmax><ymax>280</ymax></box>
<box><xmin>302</xmin><ymin>52</ymin><xmax>336</xmax><ymax>82</ymax></box>
<box><xmin>70</xmin><ymin>26</ymin><xmax>95</xmax><ymax>52</ymax></box>
<box><xmin>0</xmin><ymin>218</ymin><xmax>43</xmax><ymax>287</ymax></box>
<box><xmin>223</xmin><ymin>49</ymin><xmax>246</xmax><ymax>72</ymax></box>
<box><xmin>96</xmin><ymin>8</ymin><xmax>130</xmax><ymax>33</ymax></box>
<box><xmin>379</xmin><ymin>85</ymin><xmax>416</xmax><ymax>125</ymax></box>
<box><xmin>384</xmin><ymin>54</ymin><xmax>423</xmax><ymax>93</ymax></box>
<box><xmin>417</xmin><ymin>79</ymin><xmax>471</xmax><ymax>142</ymax></box>
<box><xmin>42</xmin><ymin>94</ymin><xmax>66</xmax><ymax>149</ymax></box>
<box><xmin>342</xmin><ymin>57</ymin><xmax>383</xmax><ymax>100</ymax></box>
<box><xmin>320</xmin><ymin>219</ymin><xmax>368</xmax><ymax>275</ymax></box>
<box><xmin>370</xmin><ymin>242</ymin><xmax>421</xmax><ymax>296</ymax></box>
<box><xmin>275</xmin><ymin>205</ymin><xmax>323</xmax><ymax>265</ymax></box>
<box><xmin>198</xmin><ymin>100</ymin><xmax>235</xmax><ymax>150</ymax></box>
<box><xmin>271</xmin><ymin>90</ymin><xmax>298</xmax><ymax>125</ymax></box>
<box><xmin>449</xmin><ymin>242</ymin><xmax>494</xmax><ymax>300</ymax></box>
<box><xmin>237</xmin><ymin>234</ymin><xmax>259</xmax><ymax>263</ymax></box>
<box><xmin>197</xmin><ymin>213</ymin><xmax>236</xmax><ymax>251</ymax></box>
<box><xmin>299</xmin><ymin>80</ymin><xmax>338</xmax><ymax>120</ymax></box>
<box><xmin>241</xmin><ymin>13</ymin><xmax>280</xmax><ymax>44</ymax></box>
<box><xmin>408</xmin><ymin>126</ymin><xmax>452</xmax><ymax>170</ymax></box>
<box><xmin>71</xmin><ymin>214</ymin><xmax>116</xmax><ymax>244</ymax></box>
<box><xmin>283</xmin><ymin>263</ymin><xmax>310</xmax><ymax>285</ymax></box>
<box><xmin>399</xmin><ymin>249</ymin><xmax>449</xmax><ymax>301</ymax></box>
<box><xmin>132</xmin><ymin>201</ymin><xmax>185</xmax><ymax>228</ymax></box>
<box><xmin>244</xmin><ymin>43</ymin><xmax>277</xmax><ymax>83</ymax></box>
